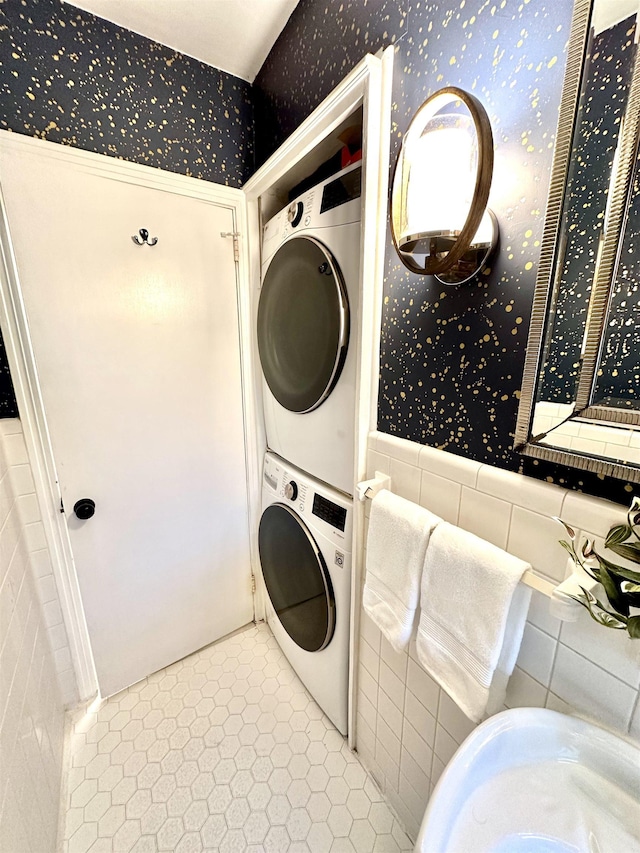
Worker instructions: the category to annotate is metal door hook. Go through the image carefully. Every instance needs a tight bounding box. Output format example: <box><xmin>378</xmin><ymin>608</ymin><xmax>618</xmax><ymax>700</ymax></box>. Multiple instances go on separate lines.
<box><xmin>131</xmin><ymin>228</ymin><xmax>158</xmax><ymax>246</ymax></box>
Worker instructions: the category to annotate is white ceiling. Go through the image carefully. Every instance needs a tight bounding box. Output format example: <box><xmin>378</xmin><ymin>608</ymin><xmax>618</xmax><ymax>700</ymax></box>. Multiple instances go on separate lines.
<box><xmin>64</xmin><ymin>0</ymin><xmax>300</xmax><ymax>82</ymax></box>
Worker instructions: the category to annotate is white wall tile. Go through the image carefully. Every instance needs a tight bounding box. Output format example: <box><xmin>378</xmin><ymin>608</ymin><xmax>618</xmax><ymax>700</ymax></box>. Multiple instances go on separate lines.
<box><xmin>399</xmin><ymin>748</ymin><xmax>430</xmax><ymax>802</ymax></box>
<box><xmin>3</xmin><ymin>433</ymin><xmax>28</xmax><ymax>466</ymax></box>
<box><xmin>366</xmin><ymin>449</ymin><xmax>390</xmax><ymax>479</ymax></box>
<box><xmin>558</xmin><ymin>612</ymin><xmax>640</xmax><ymax>689</ymax></box>
<box><xmin>419</xmin><ymin>471</ymin><xmax>460</xmax><ymax>524</ymax></box>
<box><xmin>360</xmin><ymin>611</ymin><xmax>381</xmax><ymax>655</ymax></box>
<box><xmin>17</xmin><ymin>493</ymin><xmax>40</xmax><ymax>525</ymax></box>
<box><xmin>504</xmin><ymin>667</ymin><xmax>548</xmax><ymax>709</ymax></box>
<box><xmin>398</xmin><ymin>771</ymin><xmax>428</xmax><ymax>833</ymax></box>
<box><xmin>527</xmin><ymin>589</ymin><xmax>562</xmax><ymax>638</ymax></box>
<box><xmin>418</xmin><ymin>445</ymin><xmax>481</xmax><ymax>487</ymax></box>
<box><xmin>9</xmin><ymin>463</ymin><xmax>35</xmax><ymax>496</ymax></box>
<box><xmin>378</xmin><ymin>687</ymin><xmax>404</xmax><ymax>736</ymax></box>
<box><xmin>359</xmin><ymin>637</ymin><xmax>380</xmax><ymax>681</ymax></box>
<box><xmin>358</xmin><ymin>664</ymin><xmax>379</xmax><ymax>711</ymax></box>
<box><xmin>357</xmin><ymin>690</ymin><xmax>377</xmax><ymax>735</ymax></box>
<box><xmin>476</xmin><ymin>465</ymin><xmax>564</xmax><ymax>516</ymax></box>
<box><xmin>401</xmin><ymin>721</ymin><xmax>433</xmax><ymax>773</ymax></box>
<box><xmin>380</xmin><ymin>637</ymin><xmax>408</xmax><ymax>685</ymax></box>
<box><xmin>507</xmin><ymin>507</ymin><xmax>567</xmax><ymax>583</ymax></box>
<box><xmin>379</xmin><ymin>662</ymin><xmax>405</xmax><ymax>713</ymax></box>
<box><xmin>436</xmin><ymin>692</ymin><xmax>476</xmax><ymax>745</ymax></box>
<box><xmin>516</xmin><ymin>623</ymin><xmax>557</xmax><ymax>687</ymax></box>
<box><xmin>430</xmin><ymin>755</ymin><xmax>445</xmax><ymax>789</ymax></box>
<box><xmin>403</xmin><ymin>690</ymin><xmax>436</xmax><ymax>749</ymax></box>
<box><xmin>561</xmin><ymin>493</ymin><xmax>627</xmax><ymax>539</ymax></box>
<box><xmin>406</xmin><ymin>658</ymin><xmax>439</xmax><ymax>718</ymax></box>
<box><xmin>0</xmin><ymin>420</ymin><xmax>69</xmax><ymax>853</ymax></box>
<box><xmin>458</xmin><ymin>486</ymin><xmax>512</xmax><ymax>549</ymax></box>
<box><xmin>433</xmin><ymin>724</ymin><xmax>458</xmax><ymax>766</ymax></box>
<box><xmin>390</xmin><ymin>458</ymin><xmax>421</xmax><ymax>504</ymax></box>
<box><xmin>377</xmin><ymin>434</ymin><xmax>421</xmax><ymax>467</ymax></box>
<box><xmin>376</xmin><ymin>716</ymin><xmax>401</xmax><ymax>767</ymax></box>
<box><xmin>550</xmin><ymin>645</ymin><xmax>636</xmax><ymax>731</ymax></box>
<box><xmin>375</xmin><ymin>738</ymin><xmax>400</xmax><ymax>792</ymax></box>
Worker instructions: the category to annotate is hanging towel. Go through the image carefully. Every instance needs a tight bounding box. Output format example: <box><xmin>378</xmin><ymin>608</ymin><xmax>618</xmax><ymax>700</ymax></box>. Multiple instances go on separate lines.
<box><xmin>364</xmin><ymin>489</ymin><xmax>441</xmax><ymax>652</ymax></box>
<box><xmin>416</xmin><ymin>523</ymin><xmax>532</xmax><ymax>723</ymax></box>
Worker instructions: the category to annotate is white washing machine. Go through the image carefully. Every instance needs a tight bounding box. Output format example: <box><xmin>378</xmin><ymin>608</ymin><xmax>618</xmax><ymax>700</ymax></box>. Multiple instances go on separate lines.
<box><xmin>259</xmin><ymin>452</ymin><xmax>352</xmax><ymax>735</ymax></box>
<box><xmin>257</xmin><ymin>162</ymin><xmax>362</xmax><ymax>495</ymax></box>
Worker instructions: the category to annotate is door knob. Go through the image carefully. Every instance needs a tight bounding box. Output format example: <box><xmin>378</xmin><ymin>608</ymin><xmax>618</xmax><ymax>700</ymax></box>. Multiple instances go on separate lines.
<box><xmin>73</xmin><ymin>498</ymin><xmax>96</xmax><ymax>520</ymax></box>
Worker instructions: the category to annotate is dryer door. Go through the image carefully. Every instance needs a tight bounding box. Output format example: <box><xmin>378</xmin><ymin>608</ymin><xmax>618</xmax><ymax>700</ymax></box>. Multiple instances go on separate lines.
<box><xmin>258</xmin><ymin>504</ymin><xmax>336</xmax><ymax>652</ymax></box>
<box><xmin>257</xmin><ymin>236</ymin><xmax>350</xmax><ymax>413</ymax></box>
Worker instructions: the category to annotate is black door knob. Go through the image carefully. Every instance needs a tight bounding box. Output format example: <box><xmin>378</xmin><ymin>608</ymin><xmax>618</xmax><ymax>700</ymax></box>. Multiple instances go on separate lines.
<box><xmin>74</xmin><ymin>498</ymin><xmax>96</xmax><ymax>520</ymax></box>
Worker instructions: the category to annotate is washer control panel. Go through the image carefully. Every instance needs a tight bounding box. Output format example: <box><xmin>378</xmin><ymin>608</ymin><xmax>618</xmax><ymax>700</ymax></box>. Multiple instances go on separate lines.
<box><xmin>262</xmin><ymin>454</ymin><xmax>352</xmax><ymax>544</ymax></box>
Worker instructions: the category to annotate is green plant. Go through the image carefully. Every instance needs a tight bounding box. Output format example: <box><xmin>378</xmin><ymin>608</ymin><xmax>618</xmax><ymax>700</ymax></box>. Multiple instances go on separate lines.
<box><xmin>557</xmin><ymin>497</ymin><xmax>640</xmax><ymax>639</ymax></box>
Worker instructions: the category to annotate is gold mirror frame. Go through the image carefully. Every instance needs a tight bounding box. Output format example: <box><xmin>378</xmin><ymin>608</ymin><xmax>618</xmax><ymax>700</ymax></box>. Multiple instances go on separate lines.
<box><xmin>514</xmin><ymin>0</ymin><xmax>640</xmax><ymax>483</ymax></box>
<box><xmin>390</xmin><ymin>86</ymin><xmax>496</xmax><ymax>281</ymax></box>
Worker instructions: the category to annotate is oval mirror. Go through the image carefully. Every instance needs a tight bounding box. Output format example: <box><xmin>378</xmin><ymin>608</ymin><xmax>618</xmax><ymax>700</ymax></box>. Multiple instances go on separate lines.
<box><xmin>390</xmin><ymin>86</ymin><xmax>498</xmax><ymax>285</ymax></box>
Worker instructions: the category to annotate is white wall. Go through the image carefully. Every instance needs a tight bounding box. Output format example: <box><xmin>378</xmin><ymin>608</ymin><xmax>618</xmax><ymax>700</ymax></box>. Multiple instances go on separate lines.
<box><xmin>0</xmin><ymin>418</ymin><xmax>76</xmax><ymax>852</ymax></box>
<box><xmin>355</xmin><ymin>431</ymin><xmax>640</xmax><ymax>841</ymax></box>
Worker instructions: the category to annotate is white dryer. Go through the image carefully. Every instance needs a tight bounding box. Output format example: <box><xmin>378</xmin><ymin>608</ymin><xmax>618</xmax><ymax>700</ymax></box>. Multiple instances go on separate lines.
<box><xmin>259</xmin><ymin>452</ymin><xmax>352</xmax><ymax>735</ymax></box>
<box><xmin>258</xmin><ymin>163</ymin><xmax>362</xmax><ymax>495</ymax></box>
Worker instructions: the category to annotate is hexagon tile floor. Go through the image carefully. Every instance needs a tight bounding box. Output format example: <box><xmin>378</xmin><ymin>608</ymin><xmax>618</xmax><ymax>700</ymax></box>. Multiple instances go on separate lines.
<box><xmin>62</xmin><ymin>622</ymin><xmax>413</xmax><ymax>853</ymax></box>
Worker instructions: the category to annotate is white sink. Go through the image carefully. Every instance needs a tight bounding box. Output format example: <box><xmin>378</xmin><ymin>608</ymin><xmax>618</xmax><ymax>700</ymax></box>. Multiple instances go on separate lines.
<box><xmin>415</xmin><ymin>708</ymin><xmax>640</xmax><ymax>853</ymax></box>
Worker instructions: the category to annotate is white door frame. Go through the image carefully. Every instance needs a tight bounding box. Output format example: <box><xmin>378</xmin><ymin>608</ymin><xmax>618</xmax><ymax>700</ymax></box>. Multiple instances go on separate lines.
<box><xmin>243</xmin><ymin>48</ymin><xmax>393</xmax><ymax>747</ymax></box>
<box><xmin>0</xmin><ymin>132</ymin><xmax>256</xmax><ymax>702</ymax></box>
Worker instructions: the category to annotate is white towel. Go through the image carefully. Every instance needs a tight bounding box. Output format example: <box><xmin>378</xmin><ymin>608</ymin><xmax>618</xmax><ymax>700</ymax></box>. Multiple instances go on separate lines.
<box><xmin>416</xmin><ymin>523</ymin><xmax>532</xmax><ymax>723</ymax></box>
<box><xmin>364</xmin><ymin>489</ymin><xmax>441</xmax><ymax>652</ymax></box>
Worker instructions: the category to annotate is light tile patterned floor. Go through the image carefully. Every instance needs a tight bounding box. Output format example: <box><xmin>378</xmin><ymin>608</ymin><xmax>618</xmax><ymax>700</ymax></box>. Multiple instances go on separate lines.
<box><xmin>62</xmin><ymin>623</ymin><xmax>412</xmax><ymax>853</ymax></box>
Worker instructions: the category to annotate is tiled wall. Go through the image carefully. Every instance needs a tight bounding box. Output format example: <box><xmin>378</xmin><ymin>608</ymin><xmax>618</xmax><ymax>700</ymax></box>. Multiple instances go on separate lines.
<box><xmin>0</xmin><ymin>419</ymin><xmax>72</xmax><ymax>851</ymax></box>
<box><xmin>355</xmin><ymin>431</ymin><xmax>640</xmax><ymax>841</ymax></box>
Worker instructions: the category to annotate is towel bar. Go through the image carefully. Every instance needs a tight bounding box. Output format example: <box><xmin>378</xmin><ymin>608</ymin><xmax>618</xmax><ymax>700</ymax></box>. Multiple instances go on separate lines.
<box><xmin>357</xmin><ymin>474</ymin><xmax>557</xmax><ymax>599</ymax></box>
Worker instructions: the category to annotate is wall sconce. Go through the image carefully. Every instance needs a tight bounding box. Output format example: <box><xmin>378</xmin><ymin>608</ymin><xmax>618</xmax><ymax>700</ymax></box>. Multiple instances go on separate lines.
<box><xmin>390</xmin><ymin>87</ymin><xmax>498</xmax><ymax>285</ymax></box>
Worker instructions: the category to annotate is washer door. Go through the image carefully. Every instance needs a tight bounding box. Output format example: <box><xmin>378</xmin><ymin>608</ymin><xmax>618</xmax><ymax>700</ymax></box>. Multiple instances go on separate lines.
<box><xmin>258</xmin><ymin>235</ymin><xmax>350</xmax><ymax>413</ymax></box>
<box><xmin>258</xmin><ymin>504</ymin><xmax>336</xmax><ymax>652</ymax></box>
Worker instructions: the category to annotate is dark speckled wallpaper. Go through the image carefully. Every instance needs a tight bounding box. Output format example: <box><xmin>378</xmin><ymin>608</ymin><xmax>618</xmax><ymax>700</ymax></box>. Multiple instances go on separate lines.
<box><xmin>0</xmin><ymin>0</ymin><xmax>255</xmax><ymax>418</ymax></box>
<box><xmin>256</xmin><ymin>0</ymin><xmax>635</xmax><ymax>504</ymax></box>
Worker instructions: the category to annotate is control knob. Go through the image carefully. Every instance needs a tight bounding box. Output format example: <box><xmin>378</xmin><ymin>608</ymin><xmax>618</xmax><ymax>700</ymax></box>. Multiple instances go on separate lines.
<box><xmin>287</xmin><ymin>201</ymin><xmax>304</xmax><ymax>227</ymax></box>
<box><xmin>284</xmin><ymin>481</ymin><xmax>298</xmax><ymax>501</ymax></box>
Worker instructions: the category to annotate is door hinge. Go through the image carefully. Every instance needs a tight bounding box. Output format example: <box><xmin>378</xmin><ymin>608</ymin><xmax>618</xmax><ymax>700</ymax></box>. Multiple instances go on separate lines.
<box><xmin>220</xmin><ymin>231</ymin><xmax>240</xmax><ymax>263</ymax></box>
<box><xmin>250</xmin><ymin>573</ymin><xmax>256</xmax><ymax>594</ymax></box>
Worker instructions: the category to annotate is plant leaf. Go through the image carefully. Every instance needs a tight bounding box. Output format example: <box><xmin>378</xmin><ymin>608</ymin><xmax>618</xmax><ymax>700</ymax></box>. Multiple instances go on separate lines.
<box><xmin>595</xmin><ymin>550</ymin><xmax>640</xmax><ymax>583</ymax></box>
<box><xmin>579</xmin><ymin>589</ymin><xmax>627</xmax><ymax>630</ymax></box>
<box><xmin>581</xmin><ymin>538</ymin><xmax>596</xmax><ymax>558</ymax></box>
<box><xmin>627</xmin><ymin>615</ymin><xmax>640</xmax><ymax>639</ymax></box>
<box><xmin>605</xmin><ymin>524</ymin><xmax>632</xmax><ymax>547</ymax></box>
<box><xmin>559</xmin><ymin>538</ymin><xmax>580</xmax><ymax>564</ymax></box>
<box><xmin>597</xmin><ymin>565</ymin><xmax>629</xmax><ymax>617</ymax></box>
<box><xmin>554</xmin><ymin>518</ymin><xmax>576</xmax><ymax>540</ymax></box>
<box><xmin>606</xmin><ymin>541</ymin><xmax>640</xmax><ymax>566</ymax></box>
<box><xmin>622</xmin><ymin>581</ymin><xmax>640</xmax><ymax>594</ymax></box>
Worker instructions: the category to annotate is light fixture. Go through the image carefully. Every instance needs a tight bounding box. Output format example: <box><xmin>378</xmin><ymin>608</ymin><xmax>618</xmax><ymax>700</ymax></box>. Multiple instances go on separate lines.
<box><xmin>390</xmin><ymin>87</ymin><xmax>499</xmax><ymax>285</ymax></box>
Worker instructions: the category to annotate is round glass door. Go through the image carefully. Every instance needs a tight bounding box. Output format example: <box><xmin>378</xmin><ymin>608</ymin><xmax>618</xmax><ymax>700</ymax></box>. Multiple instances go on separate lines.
<box><xmin>258</xmin><ymin>504</ymin><xmax>336</xmax><ymax>652</ymax></box>
<box><xmin>257</xmin><ymin>236</ymin><xmax>350</xmax><ymax>413</ymax></box>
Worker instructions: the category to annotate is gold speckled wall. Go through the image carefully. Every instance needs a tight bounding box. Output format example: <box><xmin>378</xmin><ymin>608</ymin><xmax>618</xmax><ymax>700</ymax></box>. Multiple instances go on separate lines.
<box><xmin>256</xmin><ymin>0</ymin><xmax>634</xmax><ymax>504</ymax></box>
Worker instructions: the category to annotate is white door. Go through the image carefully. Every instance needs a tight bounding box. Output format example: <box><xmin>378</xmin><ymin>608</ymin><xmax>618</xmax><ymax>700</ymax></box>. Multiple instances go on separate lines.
<box><xmin>0</xmin><ymin>142</ymin><xmax>254</xmax><ymax>697</ymax></box>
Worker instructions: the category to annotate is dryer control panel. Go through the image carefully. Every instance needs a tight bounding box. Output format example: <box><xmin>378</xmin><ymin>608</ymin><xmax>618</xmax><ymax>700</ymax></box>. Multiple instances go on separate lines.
<box><xmin>261</xmin><ymin>162</ymin><xmax>362</xmax><ymax>269</ymax></box>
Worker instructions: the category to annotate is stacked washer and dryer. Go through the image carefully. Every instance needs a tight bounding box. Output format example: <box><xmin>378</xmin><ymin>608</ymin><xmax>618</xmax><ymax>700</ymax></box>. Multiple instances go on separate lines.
<box><xmin>256</xmin><ymin>162</ymin><xmax>363</xmax><ymax>735</ymax></box>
